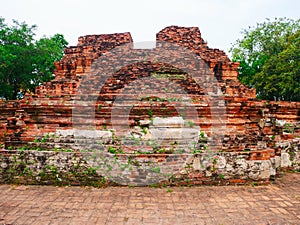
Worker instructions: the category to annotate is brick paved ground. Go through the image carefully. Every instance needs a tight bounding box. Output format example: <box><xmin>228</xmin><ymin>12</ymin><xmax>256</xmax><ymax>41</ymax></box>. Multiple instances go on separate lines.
<box><xmin>0</xmin><ymin>172</ymin><xmax>299</xmax><ymax>225</ymax></box>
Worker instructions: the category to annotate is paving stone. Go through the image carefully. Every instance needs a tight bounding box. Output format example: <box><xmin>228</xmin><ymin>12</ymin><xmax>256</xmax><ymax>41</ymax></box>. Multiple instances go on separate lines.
<box><xmin>0</xmin><ymin>172</ymin><xmax>299</xmax><ymax>224</ymax></box>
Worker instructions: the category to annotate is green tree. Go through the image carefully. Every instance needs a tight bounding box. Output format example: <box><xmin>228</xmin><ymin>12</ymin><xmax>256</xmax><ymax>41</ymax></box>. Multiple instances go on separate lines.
<box><xmin>0</xmin><ymin>18</ymin><xmax>68</xmax><ymax>100</ymax></box>
<box><xmin>230</xmin><ymin>17</ymin><xmax>300</xmax><ymax>101</ymax></box>
<box><xmin>253</xmin><ymin>30</ymin><xmax>300</xmax><ymax>101</ymax></box>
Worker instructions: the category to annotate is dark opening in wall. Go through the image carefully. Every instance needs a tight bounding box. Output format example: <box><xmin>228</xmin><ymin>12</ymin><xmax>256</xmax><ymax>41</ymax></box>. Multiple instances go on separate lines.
<box><xmin>213</xmin><ymin>62</ymin><xmax>222</xmax><ymax>82</ymax></box>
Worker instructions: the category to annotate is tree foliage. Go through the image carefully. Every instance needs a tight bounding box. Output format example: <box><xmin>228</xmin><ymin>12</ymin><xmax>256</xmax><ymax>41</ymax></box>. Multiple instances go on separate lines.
<box><xmin>0</xmin><ymin>18</ymin><xmax>68</xmax><ymax>99</ymax></box>
<box><xmin>230</xmin><ymin>17</ymin><xmax>300</xmax><ymax>101</ymax></box>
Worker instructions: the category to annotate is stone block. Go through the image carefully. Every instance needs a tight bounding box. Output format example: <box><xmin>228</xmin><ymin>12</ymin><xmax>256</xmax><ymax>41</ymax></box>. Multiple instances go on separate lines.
<box><xmin>281</xmin><ymin>152</ymin><xmax>292</xmax><ymax>168</ymax></box>
<box><xmin>152</xmin><ymin>117</ymin><xmax>184</xmax><ymax>128</ymax></box>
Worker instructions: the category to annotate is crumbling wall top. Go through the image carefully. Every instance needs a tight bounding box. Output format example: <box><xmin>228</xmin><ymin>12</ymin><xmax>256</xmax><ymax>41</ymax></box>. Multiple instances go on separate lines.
<box><xmin>77</xmin><ymin>32</ymin><xmax>133</xmax><ymax>46</ymax></box>
<box><xmin>157</xmin><ymin>25</ymin><xmax>207</xmax><ymax>46</ymax></box>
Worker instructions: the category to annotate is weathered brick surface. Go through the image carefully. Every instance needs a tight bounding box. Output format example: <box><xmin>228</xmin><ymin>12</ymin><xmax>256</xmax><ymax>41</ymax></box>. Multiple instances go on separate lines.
<box><xmin>0</xmin><ymin>26</ymin><xmax>299</xmax><ymax>185</ymax></box>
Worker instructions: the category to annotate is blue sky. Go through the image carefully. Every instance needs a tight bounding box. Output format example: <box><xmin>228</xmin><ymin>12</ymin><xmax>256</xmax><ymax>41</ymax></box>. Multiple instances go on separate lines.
<box><xmin>1</xmin><ymin>0</ymin><xmax>299</xmax><ymax>56</ymax></box>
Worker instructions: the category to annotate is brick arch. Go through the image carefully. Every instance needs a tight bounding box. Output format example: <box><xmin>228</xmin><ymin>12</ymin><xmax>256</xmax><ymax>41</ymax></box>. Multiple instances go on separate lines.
<box><xmin>92</xmin><ymin>61</ymin><xmax>214</xmax><ymax>135</ymax></box>
<box><xmin>97</xmin><ymin>61</ymin><xmax>205</xmax><ymax>102</ymax></box>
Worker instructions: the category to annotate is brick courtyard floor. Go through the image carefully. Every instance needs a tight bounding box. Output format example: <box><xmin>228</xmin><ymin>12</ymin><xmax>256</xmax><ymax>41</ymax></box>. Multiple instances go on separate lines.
<box><xmin>0</xmin><ymin>172</ymin><xmax>299</xmax><ymax>225</ymax></box>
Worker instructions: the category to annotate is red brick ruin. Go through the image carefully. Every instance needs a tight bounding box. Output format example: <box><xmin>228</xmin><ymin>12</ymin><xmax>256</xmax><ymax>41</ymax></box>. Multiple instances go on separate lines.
<box><xmin>0</xmin><ymin>26</ymin><xmax>299</xmax><ymax>186</ymax></box>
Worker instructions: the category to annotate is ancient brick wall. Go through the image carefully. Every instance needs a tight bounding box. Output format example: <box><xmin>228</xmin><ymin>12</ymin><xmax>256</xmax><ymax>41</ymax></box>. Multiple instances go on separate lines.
<box><xmin>0</xmin><ymin>26</ymin><xmax>299</xmax><ymax>186</ymax></box>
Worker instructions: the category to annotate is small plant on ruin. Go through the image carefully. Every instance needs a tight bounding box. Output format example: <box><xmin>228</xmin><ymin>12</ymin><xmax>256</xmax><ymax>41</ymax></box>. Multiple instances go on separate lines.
<box><xmin>88</xmin><ymin>167</ymin><xmax>97</xmax><ymax>175</ymax></box>
<box><xmin>271</xmin><ymin>135</ymin><xmax>275</xmax><ymax>140</ymax></box>
<box><xmin>170</xmin><ymin>175</ymin><xmax>175</xmax><ymax>183</ymax></box>
<box><xmin>213</xmin><ymin>157</ymin><xmax>218</xmax><ymax>165</ymax></box>
<box><xmin>110</xmin><ymin>130</ymin><xmax>115</xmax><ymax>143</ymax></box>
<box><xmin>283</xmin><ymin>123</ymin><xmax>294</xmax><ymax>134</ymax></box>
<box><xmin>186</xmin><ymin>179</ymin><xmax>192</xmax><ymax>187</ymax></box>
<box><xmin>151</xmin><ymin>141</ymin><xmax>158</xmax><ymax>150</ymax></box>
<box><xmin>108</xmin><ymin>146</ymin><xmax>117</xmax><ymax>154</ymax></box>
<box><xmin>158</xmin><ymin>148</ymin><xmax>165</xmax><ymax>154</ymax></box>
<box><xmin>129</xmin><ymin>136</ymin><xmax>142</xmax><ymax>146</ymax></box>
<box><xmin>137</xmin><ymin>108</ymin><xmax>142</xmax><ymax>116</ymax></box>
<box><xmin>34</xmin><ymin>138</ymin><xmax>40</xmax><ymax>143</ymax></box>
<box><xmin>142</xmin><ymin>127</ymin><xmax>147</xmax><ymax>135</ymax></box>
<box><xmin>143</xmin><ymin>151</ymin><xmax>152</xmax><ymax>154</ymax></box>
<box><xmin>192</xmin><ymin>149</ymin><xmax>202</xmax><ymax>154</ymax></box>
<box><xmin>191</xmin><ymin>141</ymin><xmax>204</xmax><ymax>154</ymax></box>
<box><xmin>200</xmin><ymin>131</ymin><xmax>205</xmax><ymax>139</ymax></box>
<box><xmin>175</xmin><ymin>148</ymin><xmax>184</xmax><ymax>154</ymax></box>
<box><xmin>148</xmin><ymin>109</ymin><xmax>153</xmax><ymax>118</ymax></box>
<box><xmin>17</xmin><ymin>146</ymin><xmax>28</xmax><ymax>151</ymax></box>
<box><xmin>151</xmin><ymin>167</ymin><xmax>161</xmax><ymax>173</ymax></box>
<box><xmin>150</xmin><ymin>118</ymin><xmax>154</xmax><ymax>125</ymax></box>
<box><xmin>146</xmin><ymin>139</ymin><xmax>151</xmax><ymax>146</ymax></box>
<box><xmin>150</xmin><ymin>183</ymin><xmax>160</xmax><ymax>188</ymax></box>
<box><xmin>187</xmin><ymin>120</ymin><xmax>195</xmax><ymax>128</ymax></box>
<box><xmin>116</xmin><ymin>136</ymin><xmax>122</xmax><ymax>142</ymax></box>
<box><xmin>130</xmin><ymin>159</ymin><xmax>140</xmax><ymax>166</ymax></box>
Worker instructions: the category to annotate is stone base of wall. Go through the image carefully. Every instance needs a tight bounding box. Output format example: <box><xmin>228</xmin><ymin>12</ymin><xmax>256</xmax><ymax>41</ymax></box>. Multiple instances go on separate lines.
<box><xmin>1</xmin><ymin>147</ymin><xmax>298</xmax><ymax>187</ymax></box>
